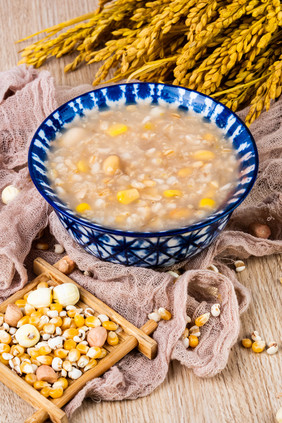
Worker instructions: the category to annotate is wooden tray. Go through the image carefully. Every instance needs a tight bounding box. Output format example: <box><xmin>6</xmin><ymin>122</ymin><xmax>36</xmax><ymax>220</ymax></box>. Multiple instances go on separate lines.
<box><xmin>0</xmin><ymin>258</ymin><xmax>158</xmax><ymax>423</ymax></box>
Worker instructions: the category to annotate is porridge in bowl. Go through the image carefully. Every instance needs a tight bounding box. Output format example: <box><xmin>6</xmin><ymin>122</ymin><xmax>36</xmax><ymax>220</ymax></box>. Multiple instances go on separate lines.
<box><xmin>46</xmin><ymin>104</ymin><xmax>239</xmax><ymax>232</ymax></box>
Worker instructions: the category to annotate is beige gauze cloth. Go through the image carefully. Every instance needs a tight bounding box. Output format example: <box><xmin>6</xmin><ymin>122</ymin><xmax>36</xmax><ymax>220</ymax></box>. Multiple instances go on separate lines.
<box><xmin>0</xmin><ymin>66</ymin><xmax>282</xmax><ymax>415</ymax></box>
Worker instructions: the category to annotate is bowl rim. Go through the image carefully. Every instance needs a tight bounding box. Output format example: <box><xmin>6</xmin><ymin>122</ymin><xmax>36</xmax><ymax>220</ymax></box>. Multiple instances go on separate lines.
<box><xmin>28</xmin><ymin>82</ymin><xmax>259</xmax><ymax>238</ymax></box>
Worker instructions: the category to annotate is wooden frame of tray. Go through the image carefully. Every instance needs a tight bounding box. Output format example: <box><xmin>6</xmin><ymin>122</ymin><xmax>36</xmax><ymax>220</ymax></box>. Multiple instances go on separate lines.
<box><xmin>0</xmin><ymin>258</ymin><xmax>158</xmax><ymax>423</ymax></box>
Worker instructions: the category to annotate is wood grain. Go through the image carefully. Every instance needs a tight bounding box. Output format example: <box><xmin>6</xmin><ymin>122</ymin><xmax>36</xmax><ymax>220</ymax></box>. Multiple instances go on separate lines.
<box><xmin>0</xmin><ymin>1</ymin><xmax>281</xmax><ymax>422</ymax></box>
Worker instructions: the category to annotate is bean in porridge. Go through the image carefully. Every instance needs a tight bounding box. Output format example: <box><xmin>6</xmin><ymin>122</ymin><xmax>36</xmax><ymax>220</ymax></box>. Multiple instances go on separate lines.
<box><xmin>46</xmin><ymin>104</ymin><xmax>239</xmax><ymax>231</ymax></box>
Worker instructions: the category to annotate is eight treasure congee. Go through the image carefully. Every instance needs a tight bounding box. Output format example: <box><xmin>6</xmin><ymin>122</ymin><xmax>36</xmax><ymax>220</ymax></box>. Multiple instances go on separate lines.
<box><xmin>46</xmin><ymin>104</ymin><xmax>239</xmax><ymax>232</ymax></box>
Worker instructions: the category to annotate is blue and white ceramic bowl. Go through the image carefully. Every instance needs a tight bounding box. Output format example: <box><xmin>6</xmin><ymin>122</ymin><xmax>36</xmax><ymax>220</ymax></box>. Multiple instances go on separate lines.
<box><xmin>28</xmin><ymin>83</ymin><xmax>258</xmax><ymax>268</ymax></box>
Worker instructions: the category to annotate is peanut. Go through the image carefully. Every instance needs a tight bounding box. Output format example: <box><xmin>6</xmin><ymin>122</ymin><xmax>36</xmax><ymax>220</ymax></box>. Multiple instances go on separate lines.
<box><xmin>36</xmin><ymin>365</ymin><xmax>58</xmax><ymax>383</ymax></box>
<box><xmin>248</xmin><ymin>223</ymin><xmax>271</xmax><ymax>239</ymax></box>
<box><xmin>54</xmin><ymin>256</ymin><xmax>76</xmax><ymax>275</ymax></box>
<box><xmin>4</xmin><ymin>304</ymin><xmax>23</xmax><ymax>327</ymax></box>
<box><xmin>102</xmin><ymin>155</ymin><xmax>121</xmax><ymax>175</ymax></box>
<box><xmin>87</xmin><ymin>327</ymin><xmax>107</xmax><ymax>348</ymax></box>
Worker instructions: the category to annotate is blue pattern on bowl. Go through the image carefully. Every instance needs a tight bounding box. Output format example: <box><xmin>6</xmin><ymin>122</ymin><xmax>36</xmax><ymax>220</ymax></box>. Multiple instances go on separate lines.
<box><xmin>28</xmin><ymin>83</ymin><xmax>258</xmax><ymax>267</ymax></box>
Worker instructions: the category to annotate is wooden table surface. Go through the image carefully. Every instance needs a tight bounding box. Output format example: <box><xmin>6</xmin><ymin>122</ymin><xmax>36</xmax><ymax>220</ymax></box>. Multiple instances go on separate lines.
<box><xmin>0</xmin><ymin>1</ymin><xmax>281</xmax><ymax>422</ymax></box>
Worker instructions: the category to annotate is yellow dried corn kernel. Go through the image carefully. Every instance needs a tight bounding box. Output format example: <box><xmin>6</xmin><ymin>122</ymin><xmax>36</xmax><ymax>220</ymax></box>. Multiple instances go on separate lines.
<box><xmin>99</xmin><ymin>348</ymin><xmax>107</xmax><ymax>359</ymax></box>
<box><xmin>117</xmin><ymin>188</ymin><xmax>140</xmax><ymax>205</ymax></box>
<box><xmin>242</xmin><ymin>338</ymin><xmax>252</xmax><ymax>349</ymax></box>
<box><xmin>0</xmin><ymin>354</ymin><xmax>9</xmax><ymax>365</ymax></box>
<box><xmin>62</xmin><ymin>360</ymin><xmax>72</xmax><ymax>372</ymax></box>
<box><xmin>76</xmin><ymin>203</ymin><xmax>91</xmax><ymax>213</ymax></box>
<box><xmin>31</xmin><ymin>358</ymin><xmax>40</xmax><ymax>366</ymax></box>
<box><xmin>67</xmin><ymin>309</ymin><xmax>77</xmax><ymax>318</ymax></box>
<box><xmin>61</xmin><ymin>317</ymin><xmax>72</xmax><ymax>330</ymax></box>
<box><xmin>68</xmin><ymin>348</ymin><xmax>81</xmax><ymax>362</ymax></box>
<box><xmin>50</xmin><ymin>303</ymin><xmax>63</xmax><ymax>312</ymax></box>
<box><xmin>189</xmin><ymin>335</ymin><xmax>199</xmax><ymax>348</ymax></box>
<box><xmin>63</xmin><ymin>328</ymin><xmax>79</xmax><ymax>339</ymax></box>
<box><xmin>107</xmin><ymin>123</ymin><xmax>128</xmax><ymax>137</ymax></box>
<box><xmin>163</xmin><ymin>190</ymin><xmax>183</xmax><ymax>198</ymax></box>
<box><xmin>25</xmin><ymin>373</ymin><xmax>37</xmax><ymax>385</ymax></box>
<box><xmin>37</xmin><ymin>320</ymin><xmax>46</xmax><ymax>331</ymax></box>
<box><xmin>24</xmin><ymin>292</ymin><xmax>30</xmax><ymax>301</ymax></box>
<box><xmin>64</xmin><ymin>339</ymin><xmax>77</xmax><ymax>350</ymax></box>
<box><xmin>50</xmin><ymin>317</ymin><xmax>63</xmax><ymax>327</ymax></box>
<box><xmin>25</xmin><ymin>304</ymin><xmax>36</xmax><ymax>315</ymax></box>
<box><xmin>55</xmin><ymin>377</ymin><xmax>68</xmax><ymax>390</ymax></box>
<box><xmin>102</xmin><ymin>321</ymin><xmax>118</xmax><ymax>331</ymax></box>
<box><xmin>77</xmin><ymin>355</ymin><xmax>90</xmax><ymax>368</ymax></box>
<box><xmin>107</xmin><ymin>331</ymin><xmax>119</xmax><ymax>346</ymax></box>
<box><xmin>74</xmin><ymin>314</ymin><xmax>84</xmax><ymax>328</ymax></box>
<box><xmin>70</xmin><ymin>320</ymin><xmax>77</xmax><ymax>328</ymax></box>
<box><xmin>37</xmin><ymin>307</ymin><xmax>50</xmax><ymax>315</ymax></box>
<box><xmin>49</xmin><ymin>387</ymin><xmax>64</xmax><ymax>399</ymax></box>
<box><xmin>15</xmin><ymin>299</ymin><xmax>26</xmax><ymax>307</ymax></box>
<box><xmin>195</xmin><ymin>313</ymin><xmax>210</xmax><ymax>327</ymax></box>
<box><xmin>85</xmin><ymin>316</ymin><xmax>101</xmax><ymax>328</ymax></box>
<box><xmin>40</xmin><ymin>386</ymin><xmax>51</xmax><ymax>398</ymax></box>
<box><xmin>34</xmin><ymin>380</ymin><xmax>50</xmax><ymax>390</ymax></box>
<box><xmin>37</xmin><ymin>355</ymin><xmax>53</xmax><ymax>365</ymax></box>
<box><xmin>20</xmin><ymin>353</ymin><xmax>30</xmax><ymax>362</ymax></box>
<box><xmin>43</xmin><ymin>323</ymin><xmax>56</xmax><ymax>334</ymax></box>
<box><xmin>84</xmin><ymin>358</ymin><xmax>97</xmax><ymax>371</ymax></box>
<box><xmin>17</xmin><ymin>316</ymin><xmax>30</xmax><ymax>327</ymax></box>
<box><xmin>0</xmin><ymin>344</ymin><xmax>10</xmax><ymax>354</ymax></box>
<box><xmin>54</xmin><ymin>348</ymin><xmax>68</xmax><ymax>359</ymax></box>
<box><xmin>38</xmin><ymin>345</ymin><xmax>52</xmax><ymax>355</ymax></box>
<box><xmin>252</xmin><ymin>340</ymin><xmax>265</xmax><ymax>353</ymax></box>
<box><xmin>183</xmin><ymin>328</ymin><xmax>189</xmax><ymax>339</ymax></box>
<box><xmin>177</xmin><ymin>167</ymin><xmax>192</xmax><ymax>178</ymax></box>
<box><xmin>192</xmin><ymin>150</ymin><xmax>215</xmax><ymax>161</ymax></box>
<box><xmin>28</xmin><ymin>348</ymin><xmax>40</xmax><ymax>359</ymax></box>
<box><xmin>20</xmin><ymin>361</ymin><xmax>34</xmax><ymax>374</ymax></box>
<box><xmin>10</xmin><ymin>345</ymin><xmax>25</xmax><ymax>356</ymax></box>
<box><xmin>198</xmin><ymin>198</ymin><xmax>216</xmax><ymax>209</ymax></box>
<box><xmin>76</xmin><ymin>343</ymin><xmax>89</xmax><ymax>355</ymax></box>
<box><xmin>76</xmin><ymin>160</ymin><xmax>89</xmax><ymax>173</ymax></box>
<box><xmin>30</xmin><ymin>311</ymin><xmax>42</xmax><ymax>319</ymax></box>
<box><xmin>158</xmin><ymin>308</ymin><xmax>172</xmax><ymax>321</ymax></box>
<box><xmin>29</xmin><ymin>316</ymin><xmax>41</xmax><ymax>327</ymax></box>
<box><xmin>0</xmin><ymin>331</ymin><xmax>11</xmax><ymax>344</ymax></box>
<box><xmin>87</xmin><ymin>346</ymin><xmax>102</xmax><ymax>359</ymax></box>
